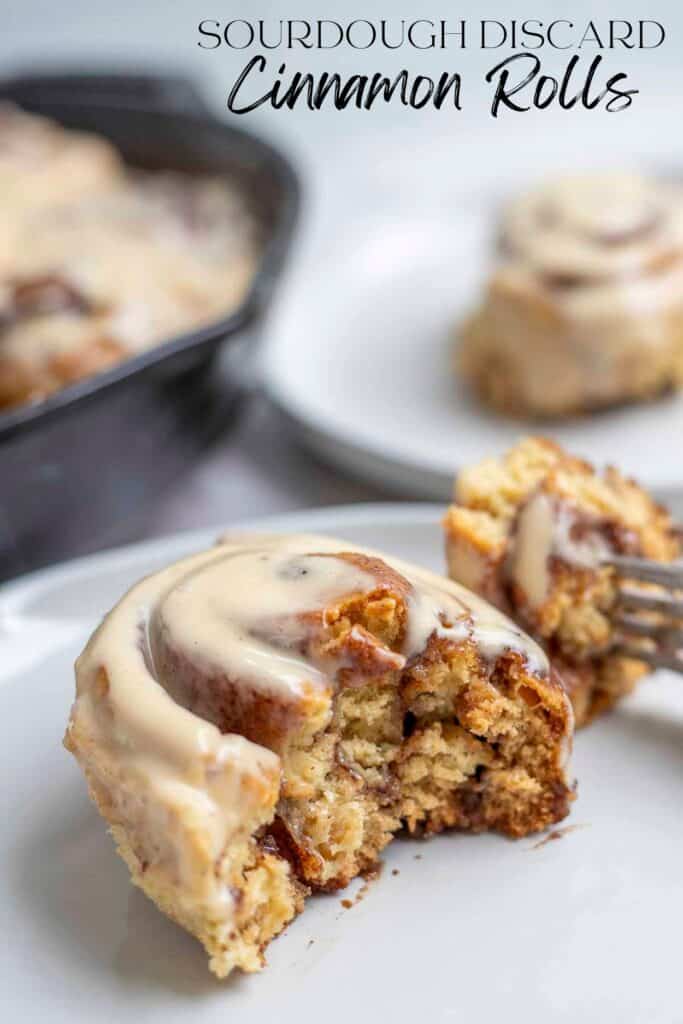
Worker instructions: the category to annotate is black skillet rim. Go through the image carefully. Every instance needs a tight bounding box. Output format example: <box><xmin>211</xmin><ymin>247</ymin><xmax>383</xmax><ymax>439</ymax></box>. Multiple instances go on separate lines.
<box><xmin>0</xmin><ymin>99</ymin><xmax>300</xmax><ymax>443</ymax></box>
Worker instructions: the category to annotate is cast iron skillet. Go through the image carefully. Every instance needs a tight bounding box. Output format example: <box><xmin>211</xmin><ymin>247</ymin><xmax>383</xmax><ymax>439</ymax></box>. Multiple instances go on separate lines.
<box><xmin>0</xmin><ymin>72</ymin><xmax>299</xmax><ymax>580</ymax></box>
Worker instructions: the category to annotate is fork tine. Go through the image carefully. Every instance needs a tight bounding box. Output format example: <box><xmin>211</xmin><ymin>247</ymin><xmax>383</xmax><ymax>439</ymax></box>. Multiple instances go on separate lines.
<box><xmin>613</xmin><ymin>613</ymin><xmax>683</xmax><ymax>645</ymax></box>
<box><xmin>602</xmin><ymin>555</ymin><xmax>683</xmax><ymax>588</ymax></box>
<box><xmin>616</xmin><ymin>586</ymin><xmax>683</xmax><ymax>616</ymax></box>
<box><xmin>606</xmin><ymin>544</ymin><xmax>683</xmax><ymax>674</ymax></box>
<box><xmin>613</xmin><ymin>643</ymin><xmax>683</xmax><ymax>673</ymax></box>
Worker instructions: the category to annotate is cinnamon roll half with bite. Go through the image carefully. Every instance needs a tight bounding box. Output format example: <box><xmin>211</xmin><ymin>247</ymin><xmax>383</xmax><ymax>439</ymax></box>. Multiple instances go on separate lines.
<box><xmin>459</xmin><ymin>173</ymin><xmax>683</xmax><ymax>417</ymax></box>
<box><xmin>65</xmin><ymin>534</ymin><xmax>573</xmax><ymax>978</ymax></box>
<box><xmin>444</xmin><ymin>438</ymin><xmax>681</xmax><ymax>725</ymax></box>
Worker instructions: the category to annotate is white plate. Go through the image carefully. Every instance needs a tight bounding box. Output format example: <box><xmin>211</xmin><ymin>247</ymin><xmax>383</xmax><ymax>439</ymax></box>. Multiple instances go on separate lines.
<box><xmin>2</xmin><ymin>503</ymin><xmax>682</xmax><ymax>1023</ymax></box>
<box><xmin>264</xmin><ymin>114</ymin><xmax>683</xmax><ymax>502</ymax></box>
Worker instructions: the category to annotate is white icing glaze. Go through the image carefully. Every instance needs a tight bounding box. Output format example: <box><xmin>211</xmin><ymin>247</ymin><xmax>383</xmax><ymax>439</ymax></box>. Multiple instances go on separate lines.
<box><xmin>509</xmin><ymin>491</ymin><xmax>610</xmax><ymax>609</ymax></box>
<box><xmin>503</xmin><ymin>173</ymin><xmax>683</xmax><ymax>300</ymax></box>
<box><xmin>508</xmin><ymin>493</ymin><xmax>555</xmax><ymax>611</ymax></box>
<box><xmin>150</xmin><ymin>545</ymin><xmax>378</xmax><ymax>696</ymax></box>
<box><xmin>402</xmin><ymin>565</ymin><xmax>543</xmax><ymax>669</ymax></box>
<box><xmin>211</xmin><ymin>533</ymin><xmax>548</xmax><ymax>674</ymax></box>
<box><xmin>463</xmin><ymin>173</ymin><xmax>683</xmax><ymax>418</ymax></box>
<box><xmin>70</xmin><ymin>544</ymin><xmax>281</xmax><ymax>909</ymax></box>
<box><xmin>74</xmin><ymin>534</ymin><xmax>548</xmax><ymax>803</ymax></box>
<box><xmin>68</xmin><ymin>533</ymin><xmax>552</xmax><ymax>916</ymax></box>
<box><xmin>0</xmin><ymin>104</ymin><xmax>256</xmax><ymax>401</ymax></box>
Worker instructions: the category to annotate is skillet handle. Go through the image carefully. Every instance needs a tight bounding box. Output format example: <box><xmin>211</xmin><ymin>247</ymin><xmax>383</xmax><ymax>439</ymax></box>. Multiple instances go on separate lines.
<box><xmin>0</xmin><ymin>72</ymin><xmax>210</xmax><ymax>116</ymax></box>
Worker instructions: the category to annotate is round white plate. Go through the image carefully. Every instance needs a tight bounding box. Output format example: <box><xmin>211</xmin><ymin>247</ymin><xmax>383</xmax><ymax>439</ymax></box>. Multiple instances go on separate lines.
<box><xmin>2</xmin><ymin>503</ymin><xmax>681</xmax><ymax>1023</ymax></box>
<box><xmin>264</xmin><ymin>109</ymin><xmax>683</xmax><ymax>502</ymax></box>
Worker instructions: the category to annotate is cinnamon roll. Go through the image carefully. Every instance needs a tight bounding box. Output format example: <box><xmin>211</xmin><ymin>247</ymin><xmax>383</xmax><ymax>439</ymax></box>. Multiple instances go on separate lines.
<box><xmin>0</xmin><ymin>105</ymin><xmax>257</xmax><ymax>410</ymax></box>
<box><xmin>64</xmin><ymin>534</ymin><xmax>574</xmax><ymax>978</ymax></box>
<box><xmin>444</xmin><ymin>437</ymin><xmax>681</xmax><ymax>725</ymax></box>
<box><xmin>459</xmin><ymin>174</ymin><xmax>683</xmax><ymax>417</ymax></box>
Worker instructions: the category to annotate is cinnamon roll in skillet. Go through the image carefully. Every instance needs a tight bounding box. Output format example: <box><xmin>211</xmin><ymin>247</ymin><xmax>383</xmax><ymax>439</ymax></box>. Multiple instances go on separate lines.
<box><xmin>459</xmin><ymin>174</ymin><xmax>683</xmax><ymax>417</ymax></box>
<box><xmin>0</xmin><ymin>105</ymin><xmax>256</xmax><ymax>410</ymax></box>
<box><xmin>444</xmin><ymin>437</ymin><xmax>682</xmax><ymax>726</ymax></box>
<box><xmin>64</xmin><ymin>534</ymin><xmax>574</xmax><ymax>978</ymax></box>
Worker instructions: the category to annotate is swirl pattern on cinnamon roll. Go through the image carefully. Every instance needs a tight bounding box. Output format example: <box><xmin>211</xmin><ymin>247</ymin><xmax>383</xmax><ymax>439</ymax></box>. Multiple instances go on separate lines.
<box><xmin>459</xmin><ymin>173</ymin><xmax>683</xmax><ymax>417</ymax></box>
<box><xmin>65</xmin><ymin>534</ymin><xmax>574</xmax><ymax>978</ymax></box>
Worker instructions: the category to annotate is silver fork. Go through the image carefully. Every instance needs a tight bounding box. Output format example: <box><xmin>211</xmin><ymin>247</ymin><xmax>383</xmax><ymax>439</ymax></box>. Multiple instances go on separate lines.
<box><xmin>603</xmin><ymin>555</ymin><xmax>683</xmax><ymax>673</ymax></box>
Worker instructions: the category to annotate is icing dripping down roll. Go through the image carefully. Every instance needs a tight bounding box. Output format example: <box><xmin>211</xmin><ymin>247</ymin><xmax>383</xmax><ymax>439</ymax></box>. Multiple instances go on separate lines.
<box><xmin>65</xmin><ymin>532</ymin><xmax>573</xmax><ymax>979</ymax></box>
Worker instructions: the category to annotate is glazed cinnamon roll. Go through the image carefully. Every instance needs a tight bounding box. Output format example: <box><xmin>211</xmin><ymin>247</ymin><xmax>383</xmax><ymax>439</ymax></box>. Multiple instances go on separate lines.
<box><xmin>444</xmin><ymin>438</ymin><xmax>681</xmax><ymax>725</ymax></box>
<box><xmin>65</xmin><ymin>534</ymin><xmax>574</xmax><ymax>978</ymax></box>
<box><xmin>459</xmin><ymin>174</ymin><xmax>683</xmax><ymax>417</ymax></box>
<box><xmin>0</xmin><ymin>105</ymin><xmax>256</xmax><ymax>410</ymax></box>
